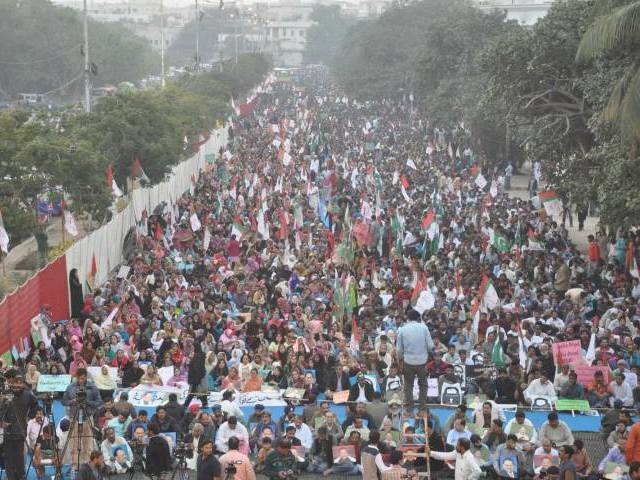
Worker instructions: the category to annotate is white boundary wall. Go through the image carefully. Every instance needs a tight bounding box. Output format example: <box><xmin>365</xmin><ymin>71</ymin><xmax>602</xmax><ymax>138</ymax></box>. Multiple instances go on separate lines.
<box><xmin>65</xmin><ymin>128</ymin><xmax>228</xmax><ymax>288</ymax></box>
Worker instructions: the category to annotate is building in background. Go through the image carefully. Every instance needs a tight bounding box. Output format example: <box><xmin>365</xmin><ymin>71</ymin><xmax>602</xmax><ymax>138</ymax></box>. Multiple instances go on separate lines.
<box><xmin>474</xmin><ymin>0</ymin><xmax>555</xmax><ymax>25</ymax></box>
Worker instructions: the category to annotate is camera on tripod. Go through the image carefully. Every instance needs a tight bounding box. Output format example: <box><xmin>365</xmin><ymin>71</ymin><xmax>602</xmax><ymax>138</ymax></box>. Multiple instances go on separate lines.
<box><xmin>76</xmin><ymin>385</ymin><xmax>87</xmax><ymax>402</ymax></box>
<box><xmin>174</xmin><ymin>441</ymin><xmax>190</xmax><ymax>459</ymax></box>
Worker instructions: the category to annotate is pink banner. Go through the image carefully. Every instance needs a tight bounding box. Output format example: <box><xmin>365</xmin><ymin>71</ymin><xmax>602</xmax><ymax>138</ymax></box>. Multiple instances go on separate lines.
<box><xmin>552</xmin><ymin>340</ymin><xmax>582</xmax><ymax>365</ymax></box>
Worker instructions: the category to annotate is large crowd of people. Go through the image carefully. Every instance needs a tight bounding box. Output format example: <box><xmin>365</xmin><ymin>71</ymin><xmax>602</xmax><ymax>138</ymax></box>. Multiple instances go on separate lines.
<box><xmin>4</xmin><ymin>67</ymin><xmax>640</xmax><ymax>480</ymax></box>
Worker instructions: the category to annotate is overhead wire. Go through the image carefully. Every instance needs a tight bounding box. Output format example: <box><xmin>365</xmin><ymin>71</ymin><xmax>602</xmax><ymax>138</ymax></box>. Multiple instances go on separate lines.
<box><xmin>0</xmin><ymin>43</ymin><xmax>82</xmax><ymax>66</ymax></box>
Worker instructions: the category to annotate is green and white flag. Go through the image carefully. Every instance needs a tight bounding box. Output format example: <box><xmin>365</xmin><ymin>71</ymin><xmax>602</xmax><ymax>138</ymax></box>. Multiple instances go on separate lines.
<box><xmin>231</xmin><ymin>215</ymin><xmax>246</xmax><ymax>239</ymax></box>
<box><xmin>492</xmin><ymin>333</ymin><xmax>507</xmax><ymax>367</ymax></box>
<box><xmin>490</xmin><ymin>229</ymin><xmax>511</xmax><ymax>253</ymax></box>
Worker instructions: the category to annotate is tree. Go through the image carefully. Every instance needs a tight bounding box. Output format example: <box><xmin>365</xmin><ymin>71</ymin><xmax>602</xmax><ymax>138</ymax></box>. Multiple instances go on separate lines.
<box><xmin>0</xmin><ymin>54</ymin><xmax>270</xmax><ymax>248</ymax></box>
<box><xmin>0</xmin><ymin>0</ymin><xmax>159</xmax><ymax>100</ymax></box>
<box><xmin>304</xmin><ymin>5</ymin><xmax>356</xmax><ymax>65</ymax></box>
<box><xmin>576</xmin><ymin>0</ymin><xmax>640</xmax><ymax>143</ymax></box>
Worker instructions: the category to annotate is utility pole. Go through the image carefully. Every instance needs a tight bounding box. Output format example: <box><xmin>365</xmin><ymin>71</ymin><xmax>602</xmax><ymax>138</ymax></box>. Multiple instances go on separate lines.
<box><xmin>83</xmin><ymin>0</ymin><xmax>91</xmax><ymax>112</ymax></box>
<box><xmin>160</xmin><ymin>0</ymin><xmax>166</xmax><ymax>87</ymax></box>
<box><xmin>234</xmin><ymin>18</ymin><xmax>238</xmax><ymax>65</ymax></box>
<box><xmin>195</xmin><ymin>0</ymin><xmax>200</xmax><ymax>71</ymax></box>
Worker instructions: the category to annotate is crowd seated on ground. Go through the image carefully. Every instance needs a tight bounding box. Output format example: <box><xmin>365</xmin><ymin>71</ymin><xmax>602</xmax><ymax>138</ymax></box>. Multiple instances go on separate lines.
<box><xmin>8</xmin><ymin>67</ymin><xmax>640</xmax><ymax>480</ymax></box>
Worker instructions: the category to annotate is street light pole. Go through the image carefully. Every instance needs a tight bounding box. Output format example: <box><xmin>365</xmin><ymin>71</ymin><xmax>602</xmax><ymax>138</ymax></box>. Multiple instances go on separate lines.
<box><xmin>195</xmin><ymin>0</ymin><xmax>200</xmax><ymax>70</ymax></box>
<box><xmin>83</xmin><ymin>0</ymin><xmax>91</xmax><ymax>112</ymax></box>
<box><xmin>160</xmin><ymin>0</ymin><xmax>165</xmax><ymax>87</ymax></box>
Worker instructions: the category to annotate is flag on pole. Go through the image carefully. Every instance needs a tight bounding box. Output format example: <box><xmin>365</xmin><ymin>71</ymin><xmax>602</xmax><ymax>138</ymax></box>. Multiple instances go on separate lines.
<box><xmin>492</xmin><ymin>332</ymin><xmax>506</xmax><ymax>367</ymax></box>
<box><xmin>86</xmin><ymin>254</ymin><xmax>97</xmax><ymax>292</ymax></box>
<box><xmin>400</xmin><ymin>175</ymin><xmax>410</xmax><ymax>189</ymax></box>
<box><xmin>257</xmin><ymin>209</ymin><xmax>270</xmax><ymax>240</ymax></box>
<box><xmin>478</xmin><ymin>274</ymin><xmax>499</xmax><ymax>311</ymax></box>
<box><xmin>133</xmin><ymin>157</ymin><xmax>151</xmax><ymax>183</ymax></box>
<box><xmin>64</xmin><ymin>211</ymin><xmax>78</xmax><ymax>237</ymax></box>
<box><xmin>539</xmin><ymin>190</ymin><xmax>563</xmax><ymax>217</ymax></box>
<box><xmin>349</xmin><ymin>315</ymin><xmax>359</xmax><ymax>353</ymax></box>
<box><xmin>203</xmin><ymin>227</ymin><xmax>211</xmax><ymax>252</ymax></box>
<box><xmin>190</xmin><ymin>213</ymin><xmax>202</xmax><ymax>232</ymax></box>
<box><xmin>0</xmin><ymin>209</ymin><xmax>9</xmax><ymax>254</ymax></box>
<box><xmin>490</xmin><ymin>229</ymin><xmax>511</xmax><ymax>253</ymax></box>
<box><xmin>231</xmin><ymin>215</ymin><xmax>245</xmax><ymax>239</ymax></box>
<box><xmin>406</xmin><ymin>158</ymin><xmax>417</xmax><ymax>170</ymax></box>
<box><xmin>421</xmin><ymin>210</ymin><xmax>435</xmax><ymax>230</ymax></box>
<box><xmin>106</xmin><ymin>165</ymin><xmax>123</xmax><ymax>197</ymax></box>
<box><xmin>584</xmin><ymin>332</ymin><xmax>596</xmax><ymax>365</ymax></box>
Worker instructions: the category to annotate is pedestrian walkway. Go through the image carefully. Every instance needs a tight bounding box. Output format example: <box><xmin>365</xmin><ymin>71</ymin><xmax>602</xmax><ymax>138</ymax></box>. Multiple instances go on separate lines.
<box><xmin>508</xmin><ymin>166</ymin><xmax>599</xmax><ymax>252</ymax></box>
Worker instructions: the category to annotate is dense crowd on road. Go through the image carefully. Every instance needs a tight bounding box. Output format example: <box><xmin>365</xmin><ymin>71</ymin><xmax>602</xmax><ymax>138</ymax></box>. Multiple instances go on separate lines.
<box><xmin>5</xmin><ymin>67</ymin><xmax>640</xmax><ymax>480</ymax></box>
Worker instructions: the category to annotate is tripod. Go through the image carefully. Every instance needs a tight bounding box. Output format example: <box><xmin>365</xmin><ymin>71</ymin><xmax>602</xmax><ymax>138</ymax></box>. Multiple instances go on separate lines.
<box><xmin>24</xmin><ymin>395</ymin><xmax>65</xmax><ymax>480</ymax></box>
<box><xmin>125</xmin><ymin>444</ymin><xmax>148</xmax><ymax>480</ymax></box>
<box><xmin>169</xmin><ymin>455</ymin><xmax>189</xmax><ymax>480</ymax></box>
<box><xmin>57</xmin><ymin>401</ymin><xmax>98</xmax><ymax>476</ymax></box>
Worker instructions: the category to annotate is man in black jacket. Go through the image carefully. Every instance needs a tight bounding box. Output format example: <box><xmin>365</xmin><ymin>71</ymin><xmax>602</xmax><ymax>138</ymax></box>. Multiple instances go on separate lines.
<box><xmin>326</xmin><ymin>364</ymin><xmax>351</xmax><ymax>397</ymax></box>
<box><xmin>145</xmin><ymin>423</ymin><xmax>172</xmax><ymax>475</ymax></box>
<box><xmin>149</xmin><ymin>406</ymin><xmax>180</xmax><ymax>433</ymax></box>
<box><xmin>163</xmin><ymin>393</ymin><xmax>185</xmax><ymax>424</ymax></box>
<box><xmin>2</xmin><ymin>370</ymin><xmax>38</xmax><ymax>480</ymax></box>
<box><xmin>347</xmin><ymin>373</ymin><xmax>375</xmax><ymax>403</ymax></box>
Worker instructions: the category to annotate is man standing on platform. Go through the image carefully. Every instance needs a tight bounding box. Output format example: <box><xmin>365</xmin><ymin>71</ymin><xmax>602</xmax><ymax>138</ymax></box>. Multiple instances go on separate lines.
<box><xmin>397</xmin><ymin>309</ymin><xmax>433</xmax><ymax>416</ymax></box>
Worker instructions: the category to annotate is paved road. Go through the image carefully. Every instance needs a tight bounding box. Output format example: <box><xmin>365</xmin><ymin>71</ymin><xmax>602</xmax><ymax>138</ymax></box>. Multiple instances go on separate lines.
<box><xmin>509</xmin><ymin>167</ymin><xmax>599</xmax><ymax>252</ymax></box>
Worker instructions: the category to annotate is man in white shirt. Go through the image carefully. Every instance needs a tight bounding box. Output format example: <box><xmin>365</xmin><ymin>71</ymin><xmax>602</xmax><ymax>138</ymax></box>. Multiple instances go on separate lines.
<box><xmin>219</xmin><ymin>389</ymin><xmax>244</xmax><ymax>420</ymax></box>
<box><xmin>427</xmin><ymin>437</ymin><xmax>482</xmax><ymax>480</ymax></box>
<box><xmin>523</xmin><ymin>374</ymin><xmax>557</xmax><ymax>405</ymax></box>
<box><xmin>292</xmin><ymin>416</ymin><xmax>313</xmax><ymax>450</ymax></box>
<box><xmin>609</xmin><ymin>372</ymin><xmax>634</xmax><ymax>407</ymax></box>
<box><xmin>215</xmin><ymin>416</ymin><xmax>249</xmax><ymax>454</ymax></box>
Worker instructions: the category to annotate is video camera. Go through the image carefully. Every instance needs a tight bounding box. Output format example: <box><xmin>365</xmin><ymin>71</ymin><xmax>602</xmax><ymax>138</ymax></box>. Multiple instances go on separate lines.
<box><xmin>76</xmin><ymin>385</ymin><xmax>87</xmax><ymax>402</ymax></box>
<box><xmin>174</xmin><ymin>441</ymin><xmax>191</xmax><ymax>459</ymax></box>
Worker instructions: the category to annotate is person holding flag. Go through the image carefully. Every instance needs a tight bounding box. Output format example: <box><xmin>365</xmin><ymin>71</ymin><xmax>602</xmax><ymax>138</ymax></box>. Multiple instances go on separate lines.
<box><xmin>397</xmin><ymin>309</ymin><xmax>434</xmax><ymax>416</ymax></box>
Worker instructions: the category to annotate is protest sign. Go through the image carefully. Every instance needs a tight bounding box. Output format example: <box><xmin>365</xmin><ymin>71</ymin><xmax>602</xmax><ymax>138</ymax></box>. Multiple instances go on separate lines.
<box><xmin>551</xmin><ymin>340</ymin><xmax>581</xmax><ymax>365</ymax></box>
<box><xmin>555</xmin><ymin>399</ymin><xmax>591</xmax><ymax>411</ymax></box>
<box><xmin>37</xmin><ymin>374</ymin><xmax>72</xmax><ymax>392</ymax></box>
<box><xmin>574</xmin><ymin>365</ymin><xmax>610</xmax><ymax>385</ymax></box>
<box><xmin>332</xmin><ymin>390</ymin><xmax>350</xmax><ymax>404</ymax></box>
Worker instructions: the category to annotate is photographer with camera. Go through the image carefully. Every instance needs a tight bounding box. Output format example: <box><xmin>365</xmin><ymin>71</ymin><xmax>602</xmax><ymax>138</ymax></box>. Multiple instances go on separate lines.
<box><xmin>196</xmin><ymin>439</ymin><xmax>222</xmax><ymax>480</ymax></box>
<box><xmin>61</xmin><ymin>368</ymin><xmax>104</xmax><ymax>468</ymax></box>
<box><xmin>145</xmin><ymin>422</ymin><xmax>172</xmax><ymax>476</ymax></box>
<box><xmin>219</xmin><ymin>436</ymin><xmax>256</xmax><ymax>480</ymax></box>
<box><xmin>62</xmin><ymin>368</ymin><xmax>103</xmax><ymax>416</ymax></box>
<box><xmin>2</xmin><ymin>369</ymin><xmax>38</xmax><ymax>480</ymax></box>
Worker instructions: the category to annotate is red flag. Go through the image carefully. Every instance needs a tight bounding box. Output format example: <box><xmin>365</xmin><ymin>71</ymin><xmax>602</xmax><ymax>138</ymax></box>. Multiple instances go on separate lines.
<box><xmin>133</xmin><ymin>157</ymin><xmax>142</xmax><ymax>177</ymax></box>
<box><xmin>411</xmin><ymin>272</ymin><xmax>426</xmax><ymax>303</ymax></box>
<box><xmin>400</xmin><ymin>175</ymin><xmax>410</xmax><ymax>189</ymax></box>
<box><xmin>106</xmin><ymin>165</ymin><xmax>113</xmax><ymax>189</ymax></box>
<box><xmin>278</xmin><ymin>210</ymin><xmax>289</xmax><ymax>241</ymax></box>
<box><xmin>326</xmin><ymin>230</ymin><xmax>336</xmax><ymax>256</ymax></box>
<box><xmin>421</xmin><ymin>210</ymin><xmax>434</xmax><ymax>229</ymax></box>
<box><xmin>351</xmin><ymin>314</ymin><xmax>359</xmax><ymax>342</ymax></box>
<box><xmin>155</xmin><ymin>223</ymin><xmax>163</xmax><ymax>240</ymax></box>
<box><xmin>90</xmin><ymin>254</ymin><xmax>97</xmax><ymax>277</ymax></box>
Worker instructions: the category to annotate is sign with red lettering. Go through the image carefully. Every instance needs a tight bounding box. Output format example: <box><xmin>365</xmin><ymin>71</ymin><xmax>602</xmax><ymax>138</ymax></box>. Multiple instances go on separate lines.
<box><xmin>552</xmin><ymin>340</ymin><xmax>582</xmax><ymax>365</ymax></box>
<box><xmin>573</xmin><ymin>365</ymin><xmax>610</xmax><ymax>385</ymax></box>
